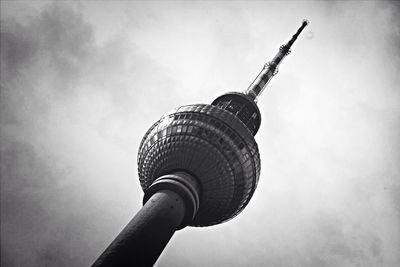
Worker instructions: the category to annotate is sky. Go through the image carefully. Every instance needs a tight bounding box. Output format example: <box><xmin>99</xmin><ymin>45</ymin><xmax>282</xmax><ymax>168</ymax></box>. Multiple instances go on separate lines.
<box><xmin>1</xmin><ymin>1</ymin><xmax>399</xmax><ymax>266</ymax></box>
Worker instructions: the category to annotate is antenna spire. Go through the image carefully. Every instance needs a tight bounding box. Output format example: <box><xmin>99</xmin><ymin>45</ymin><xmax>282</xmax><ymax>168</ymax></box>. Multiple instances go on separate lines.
<box><xmin>244</xmin><ymin>20</ymin><xmax>309</xmax><ymax>101</ymax></box>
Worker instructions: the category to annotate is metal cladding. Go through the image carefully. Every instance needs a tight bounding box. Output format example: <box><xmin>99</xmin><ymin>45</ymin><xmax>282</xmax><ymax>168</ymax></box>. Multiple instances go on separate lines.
<box><xmin>244</xmin><ymin>20</ymin><xmax>309</xmax><ymax>101</ymax></box>
<box><xmin>212</xmin><ymin>92</ymin><xmax>261</xmax><ymax>135</ymax></box>
<box><xmin>138</xmin><ymin>104</ymin><xmax>260</xmax><ymax>226</ymax></box>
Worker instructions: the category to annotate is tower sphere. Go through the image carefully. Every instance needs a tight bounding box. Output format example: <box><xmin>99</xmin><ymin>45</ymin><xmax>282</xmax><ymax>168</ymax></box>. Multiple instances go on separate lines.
<box><xmin>138</xmin><ymin>102</ymin><xmax>261</xmax><ymax>226</ymax></box>
<box><xmin>138</xmin><ymin>20</ymin><xmax>309</xmax><ymax>227</ymax></box>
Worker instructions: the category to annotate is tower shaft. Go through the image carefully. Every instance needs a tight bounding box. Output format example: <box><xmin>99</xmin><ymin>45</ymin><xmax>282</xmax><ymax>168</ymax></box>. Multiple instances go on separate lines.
<box><xmin>92</xmin><ymin>172</ymin><xmax>199</xmax><ymax>267</ymax></box>
<box><xmin>92</xmin><ymin>190</ymin><xmax>185</xmax><ymax>267</ymax></box>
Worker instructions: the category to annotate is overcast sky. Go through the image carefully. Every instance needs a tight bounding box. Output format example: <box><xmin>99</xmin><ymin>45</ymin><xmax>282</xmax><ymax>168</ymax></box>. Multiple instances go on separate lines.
<box><xmin>1</xmin><ymin>1</ymin><xmax>399</xmax><ymax>267</ymax></box>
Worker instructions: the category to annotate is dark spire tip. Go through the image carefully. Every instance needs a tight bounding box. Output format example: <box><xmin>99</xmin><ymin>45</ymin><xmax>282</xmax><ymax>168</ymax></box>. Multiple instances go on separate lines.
<box><xmin>243</xmin><ymin>20</ymin><xmax>308</xmax><ymax>101</ymax></box>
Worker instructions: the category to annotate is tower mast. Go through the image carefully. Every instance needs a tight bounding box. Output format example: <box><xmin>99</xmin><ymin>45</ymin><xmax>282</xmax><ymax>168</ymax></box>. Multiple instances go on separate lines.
<box><xmin>244</xmin><ymin>20</ymin><xmax>309</xmax><ymax>101</ymax></box>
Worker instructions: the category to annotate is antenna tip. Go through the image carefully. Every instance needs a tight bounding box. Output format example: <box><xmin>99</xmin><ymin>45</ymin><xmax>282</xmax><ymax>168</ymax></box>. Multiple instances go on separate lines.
<box><xmin>302</xmin><ymin>19</ymin><xmax>309</xmax><ymax>26</ymax></box>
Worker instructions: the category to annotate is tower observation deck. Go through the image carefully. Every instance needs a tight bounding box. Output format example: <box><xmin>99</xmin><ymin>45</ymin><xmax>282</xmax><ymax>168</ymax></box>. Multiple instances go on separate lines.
<box><xmin>93</xmin><ymin>20</ymin><xmax>309</xmax><ymax>266</ymax></box>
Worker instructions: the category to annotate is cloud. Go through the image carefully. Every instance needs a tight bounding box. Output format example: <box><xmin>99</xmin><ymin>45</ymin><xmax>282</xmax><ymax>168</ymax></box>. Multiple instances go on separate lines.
<box><xmin>1</xmin><ymin>3</ymin><xmax>145</xmax><ymax>266</ymax></box>
<box><xmin>1</xmin><ymin>1</ymin><xmax>399</xmax><ymax>267</ymax></box>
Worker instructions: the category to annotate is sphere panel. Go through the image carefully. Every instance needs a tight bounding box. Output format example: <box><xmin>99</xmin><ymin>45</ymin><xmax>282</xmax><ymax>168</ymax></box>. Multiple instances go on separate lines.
<box><xmin>138</xmin><ymin>104</ymin><xmax>260</xmax><ymax>226</ymax></box>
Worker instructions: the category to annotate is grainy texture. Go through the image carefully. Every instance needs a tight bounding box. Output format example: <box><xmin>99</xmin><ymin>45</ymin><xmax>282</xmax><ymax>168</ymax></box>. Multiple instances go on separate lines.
<box><xmin>1</xmin><ymin>1</ymin><xmax>399</xmax><ymax>267</ymax></box>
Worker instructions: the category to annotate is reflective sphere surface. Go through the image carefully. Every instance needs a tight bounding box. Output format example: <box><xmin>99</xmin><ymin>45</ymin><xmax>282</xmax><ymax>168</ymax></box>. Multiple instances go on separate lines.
<box><xmin>138</xmin><ymin>104</ymin><xmax>260</xmax><ymax>226</ymax></box>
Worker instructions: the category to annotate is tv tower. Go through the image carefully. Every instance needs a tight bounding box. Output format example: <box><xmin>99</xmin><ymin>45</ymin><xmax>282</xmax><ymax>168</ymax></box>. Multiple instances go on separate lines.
<box><xmin>93</xmin><ymin>20</ymin><xmax>308</xmax><ymax>267</ymax></box>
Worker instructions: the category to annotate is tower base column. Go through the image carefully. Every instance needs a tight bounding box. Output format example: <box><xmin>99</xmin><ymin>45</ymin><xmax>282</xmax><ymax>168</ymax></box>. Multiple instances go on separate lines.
<box><xmin>92</xmin><ymin>189</ymin><xmax>185</xmax><ymax>267</ymax></box>
<box><xmin>92</xmin><ymin>171</ymin><xmax>200</xmax><ymax>266</ymax></box>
